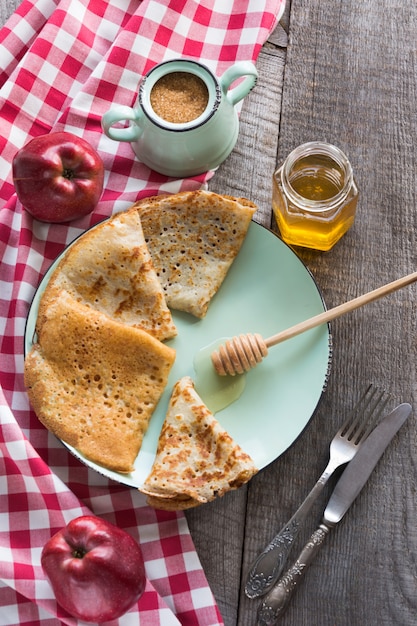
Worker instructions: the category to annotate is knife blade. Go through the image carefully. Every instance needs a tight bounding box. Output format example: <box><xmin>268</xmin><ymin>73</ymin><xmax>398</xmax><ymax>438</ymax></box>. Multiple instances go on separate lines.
<box><xmin>323</xmin><ymin>402</ymin><xmax>411</xmax><ymax>524</ymax></box>
<box><xmin>257</xmin><ymin>403</ymin><xmax>412</xmax><ymax>625</ymax></box>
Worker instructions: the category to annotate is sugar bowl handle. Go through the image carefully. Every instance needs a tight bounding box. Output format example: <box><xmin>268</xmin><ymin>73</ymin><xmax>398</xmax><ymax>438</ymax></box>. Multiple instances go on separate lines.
<box><xmin>220</xmin><ymin>61</ymin><xmax>258</xmax><ymax>106</ymax></box>
<box><xmin>102</xmin><ymin>105</ymin><xmax>143</xmax><ymax>142</ymax></box>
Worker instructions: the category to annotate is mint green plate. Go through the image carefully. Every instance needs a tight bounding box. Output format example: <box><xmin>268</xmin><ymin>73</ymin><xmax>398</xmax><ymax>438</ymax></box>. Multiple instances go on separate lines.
<box><xmin>25</xmin><ymin>221</ymin><xmax>331</xmax><ymax>488</ymax></box>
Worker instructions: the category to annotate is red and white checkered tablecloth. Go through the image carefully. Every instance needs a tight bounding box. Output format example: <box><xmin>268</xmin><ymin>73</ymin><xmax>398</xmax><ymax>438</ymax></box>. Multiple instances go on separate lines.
<box><xmin>0</xmin><ymin>0</ymin><xmax>285</xmax><ymax>624</ymax></box>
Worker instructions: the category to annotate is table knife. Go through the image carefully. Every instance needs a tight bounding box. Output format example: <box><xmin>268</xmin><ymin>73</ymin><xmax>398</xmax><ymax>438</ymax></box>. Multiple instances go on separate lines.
<box><xmin>256</xmin><ymin>402</ymin><xmax>412</xmax><ymax>626</ymax></box>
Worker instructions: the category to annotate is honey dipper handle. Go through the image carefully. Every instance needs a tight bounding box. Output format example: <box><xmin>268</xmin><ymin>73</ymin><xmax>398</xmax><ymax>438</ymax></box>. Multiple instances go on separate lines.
<box><xmin>265</xmin><ymin>270</ymin><xmax>417</xmax><ymax>349</ymax></box>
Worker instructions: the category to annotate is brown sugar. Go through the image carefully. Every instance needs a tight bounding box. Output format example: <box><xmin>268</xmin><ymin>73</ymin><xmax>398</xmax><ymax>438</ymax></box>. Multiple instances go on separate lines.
<box><xmin>150</xmin><ymin>72</ymin><xmax>209</xmax><ymax>124</ymax></box>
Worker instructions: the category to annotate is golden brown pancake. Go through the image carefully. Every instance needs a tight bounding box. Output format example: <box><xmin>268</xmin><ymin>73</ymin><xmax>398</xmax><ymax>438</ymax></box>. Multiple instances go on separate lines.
<box><xmin>38</xmin><ymin>208</ymin><xmax>177</xmax><ymax>341</ymax></box>
<box><xmin>24</xmin><ymin>290</ymin><xmax>176</xmax><ymax>473</ymax></box>
<box><xmin>134</xmin><ymin>190</ymin><xmax>257</xmax><ymax>318</ymax></box>
<box><xmin>140</xmin><ymin>376</ymin><xmax>258</xmax><ymax>510</ymax></box>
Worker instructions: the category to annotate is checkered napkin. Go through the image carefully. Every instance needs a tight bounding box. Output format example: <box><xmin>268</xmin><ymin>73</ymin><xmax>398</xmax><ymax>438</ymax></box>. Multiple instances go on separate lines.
<box><xmin>0</xmin><ymin>0</ymin><xmax>285</xmax><ymax>624</ymax></box>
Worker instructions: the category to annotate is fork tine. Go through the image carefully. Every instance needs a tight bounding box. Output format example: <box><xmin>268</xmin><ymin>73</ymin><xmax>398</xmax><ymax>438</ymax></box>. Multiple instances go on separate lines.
<box><xmin>354</xmin><ymin>391</ymin><xmax>390</xmax><ymax>443</ymax></box>
<box><xmin>339</xmin><ymin>384</ymin><xmax>374</xmax><ymax>437</ymax></box>
<box><xmin>340</xmin><ymin>384</ymin><xmax>389</xmax><ymax>443</ymax></box>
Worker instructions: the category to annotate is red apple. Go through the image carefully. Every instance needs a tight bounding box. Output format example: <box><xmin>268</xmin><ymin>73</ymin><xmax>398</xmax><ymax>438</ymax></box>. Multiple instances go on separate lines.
<box><xmin>41</xmin><ymin>515</ymin><xmax>146</xmax><ymax>622</ymax></box>
<box><xmin>12</xmin><ymin>132</ymin><xmax>104</xmax><ymax>223</ymax></box>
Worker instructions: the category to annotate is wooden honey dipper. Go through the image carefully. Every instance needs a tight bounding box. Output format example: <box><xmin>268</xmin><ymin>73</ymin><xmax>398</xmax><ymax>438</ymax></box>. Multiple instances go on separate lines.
<box><xmin>211</xmin><ymin>270</ymin><xmax>417</xmax><ymax>376</ymax></box>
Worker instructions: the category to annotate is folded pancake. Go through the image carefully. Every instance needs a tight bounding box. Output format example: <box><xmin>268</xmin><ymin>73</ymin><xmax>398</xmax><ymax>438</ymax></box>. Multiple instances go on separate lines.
<box><xmin>140</xmin><ymin>376</ymin><xmax>258</xmax><ymax>510</ymax></box>
<box><xmin>134</xmin><ymin>190</ymin><xmax>257</xmax><ymax>318</ymax></box>
<box><xmin>24</xmin><ymin>290</ymin><xmax>176</xmax><ymax>473</ymax></box>
<box><xmin>38</xmin><ymin>208</ymin><xmax>176</xmax><ymax>341</ymax></box>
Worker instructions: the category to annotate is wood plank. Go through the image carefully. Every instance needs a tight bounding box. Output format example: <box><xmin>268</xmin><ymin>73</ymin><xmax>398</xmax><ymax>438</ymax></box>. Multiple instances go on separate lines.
<box><xmin>186</xmin><ymin>22</ymin><xmax>289</xmax><ymax>623</ymax></box>
<box><xmin>236</xmin><ymin>1</ymin><xmax>417</xmax><ymax>625</ymax></box>
<box><xmin>0</xmin><ymin>1</ymin><xmax>17</xmax><ymax>24</ymax></box>
<box><xmin>208</xmin><ymin>44</ymin><xmax>287</xmax><ymax>228</ymax></box>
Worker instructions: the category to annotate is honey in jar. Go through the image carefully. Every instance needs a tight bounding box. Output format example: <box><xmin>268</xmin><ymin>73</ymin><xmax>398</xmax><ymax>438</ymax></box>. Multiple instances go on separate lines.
<box><xmin>272</xmin><ymin>142</ymin><xmax>359</xmax><ymax>251</ymax></box>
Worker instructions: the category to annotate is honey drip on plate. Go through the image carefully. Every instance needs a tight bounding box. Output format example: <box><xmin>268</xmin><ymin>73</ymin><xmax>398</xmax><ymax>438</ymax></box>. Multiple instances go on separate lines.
<box><xmin>193</xmin><ymin>339</ymin><xmax>246</xmax><ymax>413</ymax></box>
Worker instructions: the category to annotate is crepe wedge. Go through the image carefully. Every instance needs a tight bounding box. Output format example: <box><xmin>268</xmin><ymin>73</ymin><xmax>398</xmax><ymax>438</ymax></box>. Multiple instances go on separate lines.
<box><xmin>140</xmin><ymin>376</ymin><xmax>258</xmax><ymax>510</ymax></box>
<box><xmin>37</xmin><ymin>208</ymin><xmax>177</xmax><ymax>341</ymax></box>
<box><xmin>134</xmin><ymin>190</ymin><xmax>257</xmax><ymax>318</ymax></box>
<box><xmin>24</xmin><ymin>290</ymin><xmax>176</xmax><ymax>473</ymax></box>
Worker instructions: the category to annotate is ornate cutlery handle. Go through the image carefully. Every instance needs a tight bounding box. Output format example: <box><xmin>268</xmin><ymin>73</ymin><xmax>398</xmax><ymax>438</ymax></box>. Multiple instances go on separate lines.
<box><xmin>245</xmin><ymin>468</ymin><xmax>333</xmax><ymax>599</ymax></box>
<box><xmin>257</xmin><ymin>523</ymin><xmax>331</xmax><ymax>625</ymax></box>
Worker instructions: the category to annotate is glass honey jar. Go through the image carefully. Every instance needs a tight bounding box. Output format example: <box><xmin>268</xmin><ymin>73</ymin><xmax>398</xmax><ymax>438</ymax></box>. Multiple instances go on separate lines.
<box><xmin>272</xmin><ymin>142</ymin><xmax>359</xmax><ymax>251</ymax></box>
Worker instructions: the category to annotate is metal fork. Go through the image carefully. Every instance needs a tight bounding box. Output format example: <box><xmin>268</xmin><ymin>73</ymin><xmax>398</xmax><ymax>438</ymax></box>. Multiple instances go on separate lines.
<box><xmin>245</xmin><ymin>385</ymin><xmax>389</xmax><ymax>599</ymax></box>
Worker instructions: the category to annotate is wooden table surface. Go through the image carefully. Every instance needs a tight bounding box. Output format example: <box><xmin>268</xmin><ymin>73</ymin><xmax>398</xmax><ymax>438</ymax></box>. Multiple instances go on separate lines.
<box><xmin>2</xmin><ymin>2</ymin><xmax>416</xmax><ymax>625</ymax></box>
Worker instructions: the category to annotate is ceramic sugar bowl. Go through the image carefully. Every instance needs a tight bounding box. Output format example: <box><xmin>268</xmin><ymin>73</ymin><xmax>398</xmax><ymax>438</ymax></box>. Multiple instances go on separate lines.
<box><xmin>101</xmin><ymin>58</ymin><xmax>258</xmax><ymax>177</ymax></box>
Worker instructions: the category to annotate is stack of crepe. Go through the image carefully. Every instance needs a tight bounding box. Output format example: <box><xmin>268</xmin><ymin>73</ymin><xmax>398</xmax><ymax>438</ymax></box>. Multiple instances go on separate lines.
<box><xmin>24</xmin><ymin>190</ymin><xmax>259</xmax><ymax>506</ymax></box>
<box><xmin>25</xmin><ymin>290</ymin><xmax>175</xmax><ymax>473</ymax></box>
